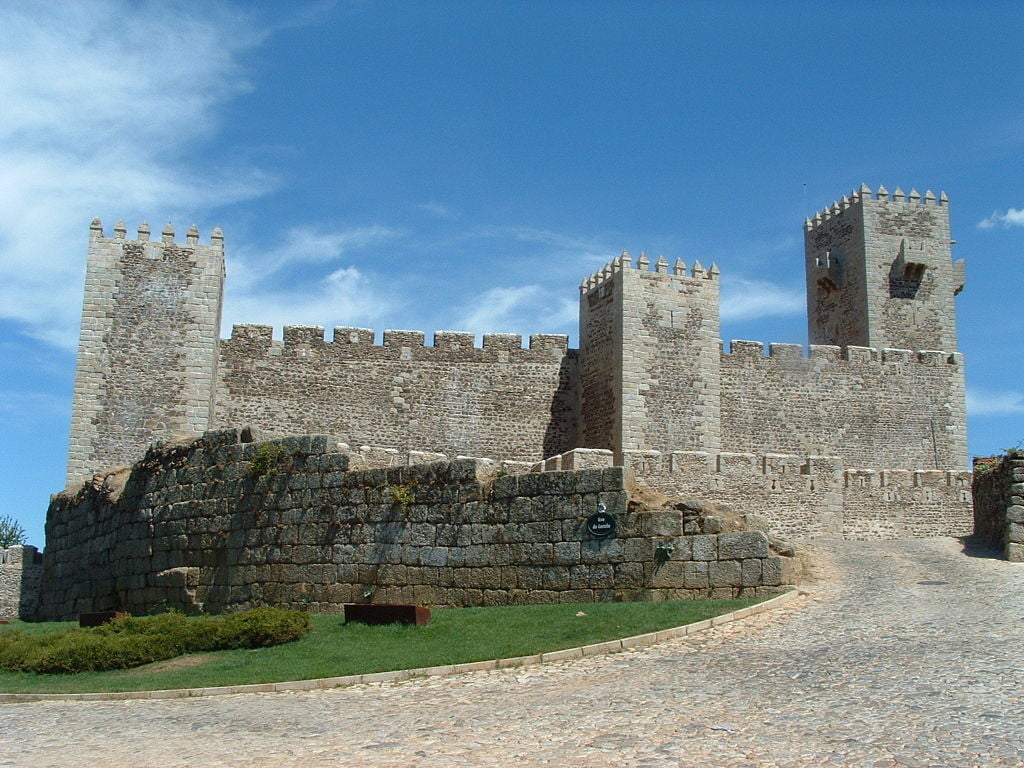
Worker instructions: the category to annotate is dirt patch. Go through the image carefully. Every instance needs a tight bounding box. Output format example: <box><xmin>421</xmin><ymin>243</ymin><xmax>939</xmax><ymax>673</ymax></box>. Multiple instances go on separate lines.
<box><xmin>125</xmin><ymin>653</ymin><xmax>211</xmax><ymax>676</ymax></box>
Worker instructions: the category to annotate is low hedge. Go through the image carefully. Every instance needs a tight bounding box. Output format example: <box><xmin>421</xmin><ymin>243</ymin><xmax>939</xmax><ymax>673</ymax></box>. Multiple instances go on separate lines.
<box><xmin>0</xmin><ymin>607</ymin><xmax>312</xmax><ymax>674</ymax></box>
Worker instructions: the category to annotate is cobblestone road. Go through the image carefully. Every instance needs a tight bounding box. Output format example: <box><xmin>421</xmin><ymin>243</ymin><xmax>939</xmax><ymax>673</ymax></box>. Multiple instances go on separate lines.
<box><xmin>2</xmin><ymin>539</ymin><xmax>1022</xmax><ymax>768</ymax></box>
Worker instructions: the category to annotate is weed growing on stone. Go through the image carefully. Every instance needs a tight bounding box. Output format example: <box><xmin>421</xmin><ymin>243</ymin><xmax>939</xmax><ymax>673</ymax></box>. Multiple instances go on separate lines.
<box><xmin>248</xmin><ymin>444</ymin><xmax>288</xmax><ymax>477</ymax></box>
<box><xmin>388</xmin><ymin>484</ymin><xmax>415</xmax><ymax>508</ymax></box>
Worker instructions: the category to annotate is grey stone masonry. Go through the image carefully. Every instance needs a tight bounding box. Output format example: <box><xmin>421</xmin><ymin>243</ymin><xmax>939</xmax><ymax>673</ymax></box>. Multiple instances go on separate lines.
<box><xmin>36</xmin><ymin>430</ymin><xmax>797</xmax><ymax>620</ymax></box>
<box><xmin>805</xmin><ymin>184</ymin><xmax>963</xmax><ymax>352</ymax></box>
<box><xmin>63</xmin><ymin>184</ymin><xmax>969</xmax><ymax>548</ymax></box>
<box><xmin>620</xmin><ymin>449</ymin><xmax>971</xmax><ymax>540</ymax></box>
<box><xmin>0</xmin><ymin>545</ymin><xmax>43</xmax><ymax>620</ymax></box>
<box><xmin>973</xmin><ymin>456</ymin><xmax>1024</xmax><ymax>561</ymax></box>
<box><xmin>67</xmin><ymin>221</ymin><xmax>225</xmax><ymax>484</ymax></box>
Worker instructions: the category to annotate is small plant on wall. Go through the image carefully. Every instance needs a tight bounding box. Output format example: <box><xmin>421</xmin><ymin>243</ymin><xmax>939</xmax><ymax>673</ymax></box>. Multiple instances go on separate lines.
<box><xmin>248</xmin><ymin>443</ymin><xmax>288</xmax><ymax>477</ymax></box>
<box><xmin>388</xmin><ymin>484</ymin><xmax>415</xmax><ymax>508</ymax></box>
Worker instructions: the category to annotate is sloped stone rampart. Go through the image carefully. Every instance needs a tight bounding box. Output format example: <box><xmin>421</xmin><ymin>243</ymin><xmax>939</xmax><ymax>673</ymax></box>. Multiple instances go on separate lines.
<box><xmin>973</xmin><ymin>457</ymin><xmax>1024</xmax><ymax>561</ymax></box>
<box><xmin>36</xmin><ymin>430</ymin><xmax>794</xmax><ymax>620</ymax></box>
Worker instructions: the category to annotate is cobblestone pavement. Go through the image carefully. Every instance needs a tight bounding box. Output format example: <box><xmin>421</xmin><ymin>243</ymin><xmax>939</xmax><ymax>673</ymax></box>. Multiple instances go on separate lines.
<box><xmin>2</xmin><ymin>539</ymin><xmax>1022</xmax><ymax>768</ymax></box>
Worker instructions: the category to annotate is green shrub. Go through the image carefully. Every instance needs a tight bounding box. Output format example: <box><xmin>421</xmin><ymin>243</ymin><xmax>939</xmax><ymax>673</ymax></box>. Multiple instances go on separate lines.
<box><xmin>248</xmin><ymin>443</ymin><xmax>288</xmax><ymax>477</ymax></box>
<box><xmin>0</xmin><ymin>515</ymin><xmax>27</xmax><ymax>549</ymax></box>
<box><xmin>213</xmin><ymin>607</ymin><xmax>312</xmax><ymax>649</ymax></box>
<box><xmin>387</xmin><ymin>484</ymin><xmax>415</xmax><ymax>507</ymax></box>
<box><xmin>0</xmin><ymin>607</ymin><xmax>311</xmax><ymax>674</ymax></box>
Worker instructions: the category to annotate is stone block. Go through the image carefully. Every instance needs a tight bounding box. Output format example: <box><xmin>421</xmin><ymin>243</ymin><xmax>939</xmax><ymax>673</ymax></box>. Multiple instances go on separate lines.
<box><xmin>1007</xmin><ymin>543</ymin><xmax>1024</xmax><ymax>562</ymax></box>
<box><xmin>690</xmin><ymin>535</ymin><xmax>717</xmax><ymax>561</ymax></box>
<box><xmin>761</xmin><ymin>556</ymin><xmax>783</xmax><ymax>586</ymax></box>
<box><xmin>741</xmin><ymin>558</ymin><xmax>763</xmax><ymax>587</ymax></box>
<box><xmin>717</xmin><ymin>531</ymin><xmax>769</xmax><ymax>560</ymax></box>
<box><xmin>580</xmin><ymin>538</ymin><xmax>623</xmax><ymax>563</ymax></box>
<box><xmin>1008</xmin><ymin>522</ymin><xmax>1024</xmax><ymax>544</ymax></box>
<box><xmin>683</xmin><ymin>561</ymin><xmax>709</xmax><ymax>589</ymax></box>
<box><xmin>650</xmin><ymin>561</ymin><xmax>684</xmax><ymax>588</ymax></box>
<box><xmin>642</xmin><ymin>510</ymin><xmax>682</xmax><ymax>537</ymax></box>
<box><xmin>614</xmin><ymin>561</ymin><xmax>643</xmax><ymax>588</ymax></box>
<box><xmin>553</xmin><ymin>541</ymin><xmax>580</xmax><ymax>564</ymax></box>
<box><xmin>708</xmin><ymin>560</ymin><xmax>742</xmax><ymax>588</ymax></box>
<box><xmin>1007</xmin><ymin>505</ymin><xmax>1024</xmax><ymax>524</ymax></box>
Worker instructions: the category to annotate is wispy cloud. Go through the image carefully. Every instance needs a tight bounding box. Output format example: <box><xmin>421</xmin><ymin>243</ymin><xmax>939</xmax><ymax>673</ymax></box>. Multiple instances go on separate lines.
<box><xmin>452</xmin><ymin>286</ymin><xmax>577</xmax><ymax>340</ymax></box>
<box><xmin>224</xmin><ymin>265</ymin><xmax>394</xmax><ymax>338</ymax></box>
<box><xmin>720</xmin><ymin>278</ymin><xmax>804</xmax><ymax>321</ymax></box>
<box><xmin>0</xmin><ymin>2</ymin><xmax>270</xmax><ymax>350</ymax></box>
<box><xmin>230</xmin><ymin>225</ymin><xmax>399</xmax><ymax>291</ymax></box>
<box><xmin>416</xmin><ymin>202</ymin><xmax>462</xmax><ymax>220</ymax></box>
<box><xmin>967</xmin><ymin>389</ymin><xmax>1024</xmax><ymax>416</ymax></box>
<box><xmin>0</xmin><ymin>391</ymin><xmax>69</xmax><ymax>422</ymax></box>
<box><xmin>978</xmin><ymin>208</ymin><xmax>1024</xmax><ymax>229</ymax></box>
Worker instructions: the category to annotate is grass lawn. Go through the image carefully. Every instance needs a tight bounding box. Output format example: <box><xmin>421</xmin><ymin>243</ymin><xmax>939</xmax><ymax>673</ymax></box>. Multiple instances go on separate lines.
<box><xmin>0</xmin><ymin>596</ymin><xmax>762</xmax><ymax>694</ymax></box>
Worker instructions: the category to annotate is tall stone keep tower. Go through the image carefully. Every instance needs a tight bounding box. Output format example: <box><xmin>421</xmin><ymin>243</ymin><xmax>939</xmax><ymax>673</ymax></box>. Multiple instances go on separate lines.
<box><xmin>67</xmin><ymin>220</ymin><xmax>225</xmax><ymax>483</ymax></box>
<box><xmin>579</xmin><ymin>252</ymin><xmax>721</xmax><ymax>459</ymax></box>
<box><xmin>805</xmin><ymin>184</ymin><xmax>965</xmax><ymax>352</ymax></box>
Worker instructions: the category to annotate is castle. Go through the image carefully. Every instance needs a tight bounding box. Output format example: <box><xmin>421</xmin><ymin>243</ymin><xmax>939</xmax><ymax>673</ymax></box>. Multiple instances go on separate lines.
<box><xmin>66</xmin><ymin>183</ymin><xmax>970</xmax><ymax>540</ymax></box>
<box><xmin>6</xmin><ymin>182</ymin><xmax>975</xmax><ymax>620</ymax></box>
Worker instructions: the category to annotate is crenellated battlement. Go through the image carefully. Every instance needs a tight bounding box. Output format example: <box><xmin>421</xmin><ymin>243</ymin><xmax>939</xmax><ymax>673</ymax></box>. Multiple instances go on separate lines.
<box><xmin>67</xmin><ymin>181</ymin><xmax>970</xmax><ymax>546</ymax></box>
<box><xmin>804</xmin><ymin>183</ymin><xmax>948</xmax><ymax>232</ymax></box>
<box><xmin>88</xmin><ymin>218</ymin><xmax>224</xmax><ymax>248</ymax></box>
<box><xmin>224</xmin><ymin>324</ymin><xmax>573</xmax><ymax>360</ymax></box>
<box><xmin>720</xmin><ymin>340</ymin><xmax>962</xmax><ymax>365</ymax></box>
<box><xmin>579</xmin><ymin>250</ymin><xmax>718</xmax><ymax>294</ymax></box>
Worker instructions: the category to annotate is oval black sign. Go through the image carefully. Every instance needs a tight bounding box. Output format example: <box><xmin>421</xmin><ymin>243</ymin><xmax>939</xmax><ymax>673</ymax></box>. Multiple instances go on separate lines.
<box><xmin>586</xmin><ymin>510</ymin><xmax>617</xmax><ymax>538</ymax></box>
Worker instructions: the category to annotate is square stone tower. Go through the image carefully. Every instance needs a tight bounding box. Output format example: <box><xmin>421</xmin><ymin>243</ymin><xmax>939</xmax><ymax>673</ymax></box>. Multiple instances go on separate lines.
<box><xmin>66</xmin><ymin>220</ymin><xmax>225</xmax><ymax>483</ymax></box>
<box><xmin>579</xmin><ymin>252</ymin><xmax>721</xmax><ymax>459</ymax></box>
<box><xmin>805</xmin><ymin>184</ymin><xmax>965</xmax><ymax>352</ymax></box>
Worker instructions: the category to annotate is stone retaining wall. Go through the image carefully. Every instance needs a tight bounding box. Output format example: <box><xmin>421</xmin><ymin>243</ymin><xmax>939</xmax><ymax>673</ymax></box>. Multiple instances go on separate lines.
<box><xmin>36</xmin><ymin>430</ymin><xmax>797</xmax><ymax>620</ymax></box>
<box><xmin>0</xmin><ymin>545</ymin><xmax>43</xmax><ymax>620</ymax></box>
<box><xmin>973</xmin><ymin>457</ymin><xmax>1024</xmax><ymax>561</ymax></box>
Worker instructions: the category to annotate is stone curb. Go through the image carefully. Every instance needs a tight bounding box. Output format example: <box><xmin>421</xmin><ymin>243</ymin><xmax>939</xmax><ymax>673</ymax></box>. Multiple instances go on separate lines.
<box><xmin>0</xmin><ymin>589</ymin><xmax>799</xmax><ymax>703</ymax></box>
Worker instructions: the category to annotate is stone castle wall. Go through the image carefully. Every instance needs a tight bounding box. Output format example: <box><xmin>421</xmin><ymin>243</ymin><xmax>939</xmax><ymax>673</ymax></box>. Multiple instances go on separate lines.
<box><xmin>973</xmin><ymin>457</ymin><xmax>1024</xmax><ymax>561</ymax></box>
<box><xmin>64</xmin><ymin>185</ymin><xmax>969</xmax><ymax>548</ymax></box>
<box><xmin>37</xmin><ymin>431</ymin><xmax>796</xmax><ymax>620</ymax></box>
<box><xmin>0</xmin><ymin>545</ymin><xmax>43</xmax><ymax>620</ymax></box>
<box><xmin>613</xmin><ymin>450</ymin><xmax>971</xmax><ymax>540</ymax></box>
<box><xmin>719</xmin><ymin>341</ymin><xmax>967</xmax><ymax>469</ymax></box>
<box><xmin>216</xmin><ymin>325</ymin><xmax>579</xmax><ymax>462</ymax></box>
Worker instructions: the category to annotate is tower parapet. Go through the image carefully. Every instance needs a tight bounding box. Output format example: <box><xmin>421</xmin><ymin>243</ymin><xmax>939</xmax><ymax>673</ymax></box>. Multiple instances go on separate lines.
<box><xmin>805</xmin><ymin>184</ymin><xmax>964</xmax><ymax>352</ymax></box>
<box><xmin>579</xmin><ymin>249</ymin><xmax>721</xmax><ymax>459</ymax></box>
<box><xmin>67</xmin><ymin>220</ymin><xmax>225</xmax><ymax>483</ymax></box>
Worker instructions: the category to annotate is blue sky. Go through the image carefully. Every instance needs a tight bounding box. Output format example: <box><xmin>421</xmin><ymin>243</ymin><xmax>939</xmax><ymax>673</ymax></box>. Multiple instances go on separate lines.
<box><xmin>2</xmin><ymin>0</ymin><xmax>1023</xmax><ymax>547</ymax></box>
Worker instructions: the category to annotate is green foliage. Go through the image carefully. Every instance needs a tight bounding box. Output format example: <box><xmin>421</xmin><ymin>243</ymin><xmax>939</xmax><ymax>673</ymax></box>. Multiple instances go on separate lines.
<box><xmin>387</xmin><ymin>484</ymin><xmax>415</xmax><ymax>507</ymax></box>
<box><xmin>248</xmin><ymin>443</ymin><xmax>288</xmax><ymax>477</ymax></box>
<box><xmin>0</xmin><ymin>597</ymin><xmax>761</xmax><ymax>693</ymax></box>
<box><xmin>0</xmin><ymin>607</ymin><xmax>311</xmax><ymax>674</ymax></box>
<box><xmin>0</xmin><ymin>515</ymin><xmax>27</xmax><ymax>549</ymax></box>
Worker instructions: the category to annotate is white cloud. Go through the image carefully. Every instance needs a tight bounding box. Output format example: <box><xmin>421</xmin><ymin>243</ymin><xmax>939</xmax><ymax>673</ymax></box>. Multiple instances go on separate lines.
<box><xmin>224</xmin><ymin>265</ymin><xmax>394</xmax><ymax>339</ymax></box>
<box><xmin>416</xmin><ymin>202</ymin><xmax>462</xmax><ymax>220</ymax></box>
<box><xmin>0</xmin><ymin>2</ymin><xmax>270</xmax><ymax>350</ymax></box>
<box><xmin>720</xmin><ymin>278</ymin><xmax>805</xmax><ymax>321</ymax></box>
<box><xmin>452</xmin><ymin>286</ymin><xmax>577</xmax><ymax>340</ymax></box>
<box><xmin>966</xmin><ymin>389</ymin><xmax>1024</xmax><ymax>417</ymax></box>
<box><xmin>0</xmin><ymin>390</ymin><xmax>69</xmax><ymax>425</ymax></box>
<box><xmin>229</xmin><ymin>225</ymin><xmax>399</xmax><ymax>292</ymax></box>
<box><xmin>978</xmin><ymin>208</ymin><xmax>1024</xmax><ymax>229</ymax></box>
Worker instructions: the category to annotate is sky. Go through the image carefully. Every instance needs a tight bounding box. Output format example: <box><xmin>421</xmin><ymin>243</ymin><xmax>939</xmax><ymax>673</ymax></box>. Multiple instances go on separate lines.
<box><xmin>2</xmin><ymin>0</ymin><xmax>1023</xmax><ymax>548</ymax></box>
